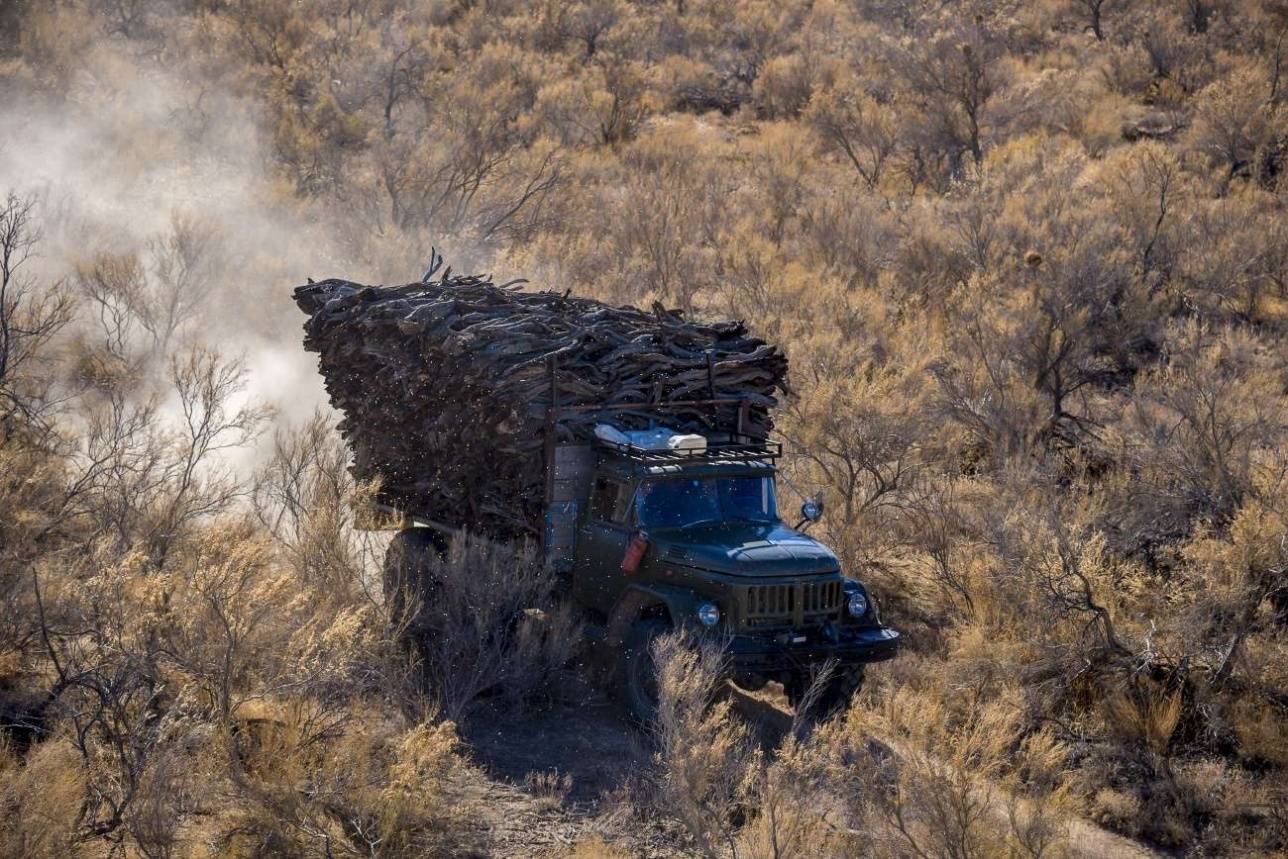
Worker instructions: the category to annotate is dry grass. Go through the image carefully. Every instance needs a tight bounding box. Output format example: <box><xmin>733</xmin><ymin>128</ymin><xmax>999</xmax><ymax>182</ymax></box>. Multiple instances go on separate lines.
<box><xmin>560</xmin><ymin>835</ymin><xmax>637</xmax><ymax>859</ymax></box>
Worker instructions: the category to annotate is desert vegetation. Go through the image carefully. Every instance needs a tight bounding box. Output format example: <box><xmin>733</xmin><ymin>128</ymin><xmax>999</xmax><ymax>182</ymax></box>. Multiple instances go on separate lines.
<box><xmin>2</xmin><ymin>0</ymin><xmax>1287</xmax><ymax>856</ymax></box>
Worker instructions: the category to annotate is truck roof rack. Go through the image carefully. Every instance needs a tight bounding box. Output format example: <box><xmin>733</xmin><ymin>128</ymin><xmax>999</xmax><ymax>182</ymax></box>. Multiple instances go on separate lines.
<box><xmin>598</xmin><ymin>437</ymin><xmax>782</xmax><ymax>467</ymax></box>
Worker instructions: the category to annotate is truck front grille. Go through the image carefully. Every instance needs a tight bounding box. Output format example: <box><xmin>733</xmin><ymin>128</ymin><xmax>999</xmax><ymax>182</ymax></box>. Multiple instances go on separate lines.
<box><xmin>742</xmin><ymin>580</ymin><xmax>844</xmax><ymax>628</ymax></box>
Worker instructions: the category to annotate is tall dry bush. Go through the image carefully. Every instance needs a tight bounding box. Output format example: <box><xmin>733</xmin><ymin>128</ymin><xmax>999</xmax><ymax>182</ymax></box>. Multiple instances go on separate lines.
<box><xmin>651</xmin><ymin>635</ymin><xmax>858</xmax><ymax>859</ymax></box>
<box><xmin>0</xmin><ymin>736</ymin><xmax>85</xmax><ymax>859</ymax></box>
<box><xmin>650</xmin><ymin>631</ymin><xmax>752</xmax><ymax>857</ymax></box>
<box><xmin>0</xmin><ymin>190</ymin><xmax>72</xmax><ymax>435</ymax></box>
<box><xmin>402</xmin><ymin>537</ymin><xmax>581</xmax><ymax>721</ymax></box>
<box><xmin>220</xmin><ymin>707</ymin><xmax>479</xmax><ymax>858</ymax></box>
<box><xmin>827</xmin><ymin>684</ymin><xmax>1074</xmax><ymax>859</ymax></box>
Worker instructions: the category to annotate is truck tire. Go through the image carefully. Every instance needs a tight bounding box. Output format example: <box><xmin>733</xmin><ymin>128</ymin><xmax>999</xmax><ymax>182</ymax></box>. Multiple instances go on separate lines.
<box><xmin>616</xmin><ymin>618</ymin><xmax>669</xmax><ymax>724</ymax></box>
<box><xmin>383</xmin><ymin>528</ymin><xmax>448</xmax><ymax>639</ymax></box>
<box><xmin>786</xmin><ymin>665</ymin><xmax>864</xmax><ymax>721</ymax></box>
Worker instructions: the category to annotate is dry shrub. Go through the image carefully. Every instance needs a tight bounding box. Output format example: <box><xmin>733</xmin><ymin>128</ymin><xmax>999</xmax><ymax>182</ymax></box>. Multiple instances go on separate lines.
<box><xmin>252</xmin><ymin>413</ymin><xmax>390</xmax><ymax>612</ymax></box>
<box><xmin>1230</xmin><ymin>698</ymin><xmax>1288</xmax><ymax>769</ymax></box>
<box><xmin>525</xmin><ymin>770</ymin><xmax>573</xmax><ymax>811</ymax></box>
<box><xmin>647</xmin><ymin>633</ymin><xmax>1076</xmax><ymax>859</ymax></box>
<box><xmin>378</xmin><ymin>720</ymin><xmax>472</xmax><ymax>853</ymax></box>
<box><xmin>0</xmin><ymin>737</ymin><xmax>85</xmax><ymax>859</ymax></box>
<box><xmin>415</xmin><ymin>537</ymin><xmax>581</xmax><ymax>721</ymax></box>
<box><xmin>869</xmin><ymin>746</ymin><xmax>1003</xmax><ymax>857</ymax></box>
<box><xmin>655</xmin><ymin>55</ymin><xmax>738</xmax><ymax>113</ymax></box>
<box><xmin>1090</xmin><ymin>787</ymin><xmax>1141</xmax><ymax>837</ymax></box>
<box><xmin>125</xmin><ymin>744</ymin><xmax>202</xmax><ymax>859</ymax></box>
<box><xmin>222</xmin><ymin>709</ymin><xmax>477</xmax><ymax>858</ymax></box>
<box><xmin>650</xmin><ymin>635</ymin><xmax>861</xmax><ymax>859</ymax></box>
<box><xmin>1105</xmin><ymin>681</ymin><xmax>1183</xmax><ymax>759</ymax></box>
<box><xmin>833</xmin><ymin>686</ymin><xmax>1074</xmax><ymax>859</ymax></box>
<box><xmin>731</xmin><ymin>725</ymin><xmax>856</xmax><ymax>859</ymax></box>
<box><xmin>650</xmin><ymin>631</ymin><xmax>752</xmax><ymax>857</ymax></box>
<box><xmin>754</xmin><ymin>54</ymin><xmax>813</xmax><ymax>119</ymax></box>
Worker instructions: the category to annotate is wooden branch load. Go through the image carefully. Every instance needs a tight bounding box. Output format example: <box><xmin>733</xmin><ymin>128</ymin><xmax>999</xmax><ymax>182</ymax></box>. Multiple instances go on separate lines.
<box><xmin>293</xmin><ymin>261</ymin><xmax>788</xmax><ymax>538</ymax></box>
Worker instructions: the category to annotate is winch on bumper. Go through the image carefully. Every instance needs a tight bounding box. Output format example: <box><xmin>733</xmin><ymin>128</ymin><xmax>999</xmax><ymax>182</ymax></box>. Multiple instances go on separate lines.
<box><xmin>725</xmin><ymin>621</ymin><xmax>901</xmax><ymax>674</ymax></box>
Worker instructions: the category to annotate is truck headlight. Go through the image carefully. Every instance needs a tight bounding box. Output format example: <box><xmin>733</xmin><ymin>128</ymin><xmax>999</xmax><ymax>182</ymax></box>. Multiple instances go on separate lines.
<box><xmin>846</xmin><ymin>590</ymin><xmax>869</xmax><ymax>618</ymax></box>
<box><xmin>696</xmin><ymin>602</ymin><xmax>720</xmax><ymax>627</ymax></box>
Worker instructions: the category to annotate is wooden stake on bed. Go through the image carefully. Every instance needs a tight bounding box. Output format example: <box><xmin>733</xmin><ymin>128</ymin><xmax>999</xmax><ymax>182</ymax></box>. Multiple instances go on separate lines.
<box><xmin>542</xmin><ymin>354</ymin><xmax>558</xmax><ymax>552</ymax></box>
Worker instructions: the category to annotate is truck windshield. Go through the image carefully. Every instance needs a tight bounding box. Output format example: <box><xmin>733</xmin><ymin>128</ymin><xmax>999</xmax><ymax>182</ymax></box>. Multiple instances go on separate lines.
<box><xmin>635</xmin><ymin>476</ymin><xmax>778</xmax><ymax>529</ymax></box>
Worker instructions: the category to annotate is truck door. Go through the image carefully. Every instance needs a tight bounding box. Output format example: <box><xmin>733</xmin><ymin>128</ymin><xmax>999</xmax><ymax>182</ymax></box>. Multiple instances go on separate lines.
<box><xmin>574</xmin><ymin>476</ymin><xmax>635</xmax><ymax>612</ymax></box>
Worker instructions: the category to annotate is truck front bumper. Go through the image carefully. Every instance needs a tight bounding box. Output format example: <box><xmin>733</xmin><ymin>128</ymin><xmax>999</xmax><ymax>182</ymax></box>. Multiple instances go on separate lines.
<box><xmin>725</xmin><ymin>624</ymin><xmax>901</xmax><ymax>674</ymax></box>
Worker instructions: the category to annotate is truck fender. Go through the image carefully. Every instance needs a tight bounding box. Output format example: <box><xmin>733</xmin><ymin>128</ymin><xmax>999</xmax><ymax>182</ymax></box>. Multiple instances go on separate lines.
<box><xmin>605</xmin><ymin>583</ymin><xmax>705</xmax><ymax>647</ymax></box>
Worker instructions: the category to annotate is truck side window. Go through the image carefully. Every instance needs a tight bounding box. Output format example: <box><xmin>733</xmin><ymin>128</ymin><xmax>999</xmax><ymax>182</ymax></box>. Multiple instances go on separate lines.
<box><xmin>590</xmin><ymin>478</ymin><xmax>626</xmax><ymax>523</ymax></box>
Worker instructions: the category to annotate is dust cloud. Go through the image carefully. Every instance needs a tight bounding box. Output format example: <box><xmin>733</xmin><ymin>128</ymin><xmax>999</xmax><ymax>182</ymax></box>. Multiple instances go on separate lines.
<box><xmin>0</xmin><ymin>52</ymin><xmax>397</xmax><ymax>462</ymax></box>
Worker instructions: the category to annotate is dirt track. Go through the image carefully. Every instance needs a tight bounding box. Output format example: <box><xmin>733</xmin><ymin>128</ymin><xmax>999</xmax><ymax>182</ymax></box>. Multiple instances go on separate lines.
<box><xmin>461</xmin><ymin>700</ymin><xmax>680</xmax><ymax>857</ymax></box>
<box><xmin>458</xmin><ymin>685</ymin><xmax>1163</xmax><ymax>859</ymax></box>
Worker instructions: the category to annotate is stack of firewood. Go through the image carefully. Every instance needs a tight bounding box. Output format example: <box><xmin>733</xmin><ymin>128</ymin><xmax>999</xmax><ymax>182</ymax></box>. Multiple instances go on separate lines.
<box><xmin>293</xmin><ymin>262</ymin><xmax>788</xmax><ymax>537</ymax></box>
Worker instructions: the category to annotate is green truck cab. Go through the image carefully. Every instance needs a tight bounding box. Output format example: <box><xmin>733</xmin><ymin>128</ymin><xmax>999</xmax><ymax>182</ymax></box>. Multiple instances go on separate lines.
<box><xmin>558</xmin><ymin>427</ymin><xmax>900</xmax><ymax>720</ymax></box>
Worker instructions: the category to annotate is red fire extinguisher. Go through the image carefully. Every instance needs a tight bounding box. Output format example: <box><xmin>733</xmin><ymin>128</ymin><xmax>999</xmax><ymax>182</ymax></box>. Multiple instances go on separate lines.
<box><xmin>621</xmin><ymin>531</ymin><xmax>650</xmax><ymax>573</ymax></box>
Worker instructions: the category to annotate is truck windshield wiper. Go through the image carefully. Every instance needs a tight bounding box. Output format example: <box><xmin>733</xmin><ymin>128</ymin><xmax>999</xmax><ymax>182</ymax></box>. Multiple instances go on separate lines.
<box><xmin>678</xmin><ymin>518</ymin><xmax>722</xmax><ymax>529</ymax></box>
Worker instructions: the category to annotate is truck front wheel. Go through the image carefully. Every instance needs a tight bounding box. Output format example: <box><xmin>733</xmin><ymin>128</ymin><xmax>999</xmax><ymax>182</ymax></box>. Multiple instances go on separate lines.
<box><xmin>785</xmin><ymin>665</ymin><xmax>864</xmax><ymax>720</ymax></box>
<box><xmin>616</xmin><ymin>618</ymin><xmax>669</xmax><ymax>724</ymax></box>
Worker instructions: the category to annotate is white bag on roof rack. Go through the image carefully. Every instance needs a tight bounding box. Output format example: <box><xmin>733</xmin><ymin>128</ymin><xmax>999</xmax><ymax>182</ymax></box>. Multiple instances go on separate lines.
<box><xmin>666</xmin><ymin>433</ymin><xmax>707</xmax><ymax>453</ymax></box>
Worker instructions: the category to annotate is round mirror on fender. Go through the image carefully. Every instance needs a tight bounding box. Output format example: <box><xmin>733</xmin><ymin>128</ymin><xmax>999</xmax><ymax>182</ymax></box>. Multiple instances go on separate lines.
<box><xmin>801</xmin><ymin>499</ymin><xmax>822</xmax><ymax>521</ymax></box>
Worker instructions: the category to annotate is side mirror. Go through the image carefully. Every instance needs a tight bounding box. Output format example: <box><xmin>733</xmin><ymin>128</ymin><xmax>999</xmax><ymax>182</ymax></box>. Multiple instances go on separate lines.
<box><xmin>798</xmin><ymin>492</ymin><xmax>824</xmax><ymax>527</ymax></box>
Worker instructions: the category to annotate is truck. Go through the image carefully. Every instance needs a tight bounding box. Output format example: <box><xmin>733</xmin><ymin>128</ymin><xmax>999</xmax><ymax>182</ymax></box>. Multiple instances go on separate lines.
<box><xmin>293</xmin><ymin>272</ymin><xmax>900</xmax><ymax>720</ymax></box>
<box><xmin>382</xmin><ymin>394</ymin><xmax>901</xmax><ymax>722</ymax></box>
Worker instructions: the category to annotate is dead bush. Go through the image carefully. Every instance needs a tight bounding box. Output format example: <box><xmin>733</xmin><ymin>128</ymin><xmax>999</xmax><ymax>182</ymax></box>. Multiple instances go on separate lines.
<box><xmin>0</xmin><ymin>736</ymin><xmax>85</xmax><ymax>859</ymax></box>
<box><xmin>221</xmin><ymin>709</ymin><xmax>479</xmax><ymax>858</ymax></box>
<box><xmin>650</xmin><ymin>631</ymin><xmax>752</xmax><ymax>857</ymax></box>
<box><xmin>824</xmin><ymin>685</ymin><xmax>1074</xmax><ymax>859</ymax></box>
<box><xmin>649</xmin><ymin>633</ymin><xmax>853</xmax><ymax>859</ymax></box>
<box><xmin>409</xmin><ymin>537</ymin><xmax>581</xmax><ymax>721</ymax></box>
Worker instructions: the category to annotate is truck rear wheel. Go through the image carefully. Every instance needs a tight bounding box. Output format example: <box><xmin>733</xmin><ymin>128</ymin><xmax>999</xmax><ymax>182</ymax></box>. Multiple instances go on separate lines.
<box><xmin>616</xmin><ymin>618</ymin><xmax>669</xmax><ymax>724</ymax></box>
<box><xmin>786</xmin><ymin>665</ymin><xmax>864</xmax><ymax>721</ymax></box>
<box><xmin>383</xmin><ymin>527</ymin><xmax>448</xmax><ymax>640</ymax></box>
